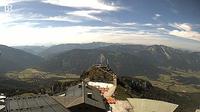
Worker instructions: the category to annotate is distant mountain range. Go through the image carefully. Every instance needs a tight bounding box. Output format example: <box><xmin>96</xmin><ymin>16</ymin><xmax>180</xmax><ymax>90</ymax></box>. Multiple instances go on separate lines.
<box><xmin>0</xmin><ymin>45</ymin><xmax>44</xmax><ymax>74</ymax></box>
<box><xmin>40</xmin><ymin>44</ymin><xmax>200</xmax><ymax>77</ymax></box>
<box><xmin>39</xmin><ymin>42</ymin><xmax>112</xmax><ymax>58</ymax></box>
<box><xmin>2</xmin><ymin>43</ymin><xmax>200</xmax><ymax>77</ymax></box>
<box><xmin>14</xmin><ymin>42</ymin><xmax>112</xmax><ymax>58</ymax></box>
<box><xmin>14</xmin><ymin>46</ymin><xmax>48</xmax><ymax>55</ymax></box>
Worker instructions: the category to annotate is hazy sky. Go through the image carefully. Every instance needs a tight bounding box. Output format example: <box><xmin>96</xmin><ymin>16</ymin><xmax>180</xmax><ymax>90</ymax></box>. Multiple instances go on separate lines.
<box><xmin>0</xmin><ymin>0</ymin><xmax>200</xmax><ymax>50</ymax></box>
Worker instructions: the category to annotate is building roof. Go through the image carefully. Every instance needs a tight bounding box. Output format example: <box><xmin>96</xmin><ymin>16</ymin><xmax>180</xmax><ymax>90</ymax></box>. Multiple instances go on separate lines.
<box><xmin>196</xmin><ymin>109</ymin><xmax>200</xmax><ymax>112</ymax></box>
<box><xmin>53</xmin><ymin>82</ymin><xmax>106</xmax><ymax>110</ymax></box>
<box><xmin>4</xmin><ymin>82</ymin><xmax>106</xmax><ymax>112</ymax></box>
<box><xmin>5</xmin><ymin>95</ymin><xmax>70</xmax><ymax>112</ymax></box>
<box><xmin>127</xmin><ymin>98</ymin><xmax>178</xmax><ymax>112</ymax></box>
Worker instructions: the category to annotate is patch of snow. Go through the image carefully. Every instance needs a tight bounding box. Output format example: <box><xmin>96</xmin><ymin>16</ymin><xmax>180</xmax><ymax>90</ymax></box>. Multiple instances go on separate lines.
<box><xmin>59</xmin><ymin>94</ymin><xmax>65</xmax><ymax>96</ymax></box>
<box><xmin>0</xmin><ymin>96</ymin><xmax>6</xmax><ymax>99</ymax></box>
<box><xmin>0</xmin><ymin>105</ymin><xmax>5</xmax><ymax>110</ymax></box>
<box><xmin>161</xmin><ymin>46</ymin><xmax>171</xmax><ymax>59</ymax></box>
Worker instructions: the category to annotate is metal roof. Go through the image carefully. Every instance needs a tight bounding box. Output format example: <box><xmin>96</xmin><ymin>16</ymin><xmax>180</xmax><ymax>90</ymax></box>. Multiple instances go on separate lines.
<box><xmin>53</xmin><ymin>82</ymin><xmax>106</xmax><ymax>110</ymax></box>
<box><xmin>4</xmin><ymin>83</ymin><xmax>106</xmax><ymax>112</ymax></box>
<box><xmin>5</xmin><ymin>95</ymin><xmax>70</xmax><ymax>112</ymax></box>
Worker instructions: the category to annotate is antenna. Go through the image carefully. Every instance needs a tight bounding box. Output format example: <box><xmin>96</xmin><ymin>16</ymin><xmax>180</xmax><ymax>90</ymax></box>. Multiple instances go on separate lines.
<box><xmin>99</xmin><ymin>54</ymin><xmax>105</xmax><ymax>65</ymax></box>
<box><xmin>106</xmin><ymin>59</ymin><xmax>110</xmax><ymax>68</ymax></box>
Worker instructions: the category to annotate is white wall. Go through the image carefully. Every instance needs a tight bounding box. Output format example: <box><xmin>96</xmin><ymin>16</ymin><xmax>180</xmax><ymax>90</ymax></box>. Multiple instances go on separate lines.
<box><xmin>88</xmin><ymin>81</ymin><xmax>113</xmax><ymax>88</ymax></box>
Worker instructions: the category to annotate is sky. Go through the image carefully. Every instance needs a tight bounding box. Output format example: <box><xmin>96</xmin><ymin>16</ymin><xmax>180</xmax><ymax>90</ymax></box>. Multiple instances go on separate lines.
<box><xmin>0</xmin><ymin>0</ymin><xmax>200</xmax><ymax>50</ymax></box>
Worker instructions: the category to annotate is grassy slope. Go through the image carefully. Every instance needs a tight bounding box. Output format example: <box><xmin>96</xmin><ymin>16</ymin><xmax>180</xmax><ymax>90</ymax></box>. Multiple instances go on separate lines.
<box><xmin>135</xmin><ymin>71</ymin><xmax>200</xmax><ymax>93</ymax></box>
<box><xmin>0</xmin><ymin>68</ymin><xmax>80</xmax><ymax>96</ymax></box>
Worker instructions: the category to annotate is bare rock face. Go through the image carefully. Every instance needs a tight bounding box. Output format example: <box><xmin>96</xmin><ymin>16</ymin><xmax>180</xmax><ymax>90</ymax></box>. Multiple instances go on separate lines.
<box><xmin>81</xmin><ymin>64</ymin><xmax>116</xmax><ymax>84</ymax></box>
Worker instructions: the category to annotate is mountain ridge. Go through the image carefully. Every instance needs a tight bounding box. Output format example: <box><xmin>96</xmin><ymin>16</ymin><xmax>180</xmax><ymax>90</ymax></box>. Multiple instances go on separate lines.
<box><xmin>40</xmin><ymin>44</ymin><xmax>200</xmax><ymax>78</ymax></box>
<box><xmin>0</xmin><ymin>45</ymin><xmax>44</xmax><ymax>74</ymax></box>
<box><xmin>39</xmin><ymin>42</ymin><xmax>113</xmax><ymax>58</ymax></box>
